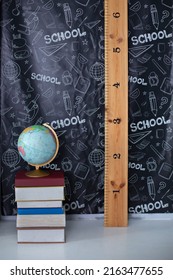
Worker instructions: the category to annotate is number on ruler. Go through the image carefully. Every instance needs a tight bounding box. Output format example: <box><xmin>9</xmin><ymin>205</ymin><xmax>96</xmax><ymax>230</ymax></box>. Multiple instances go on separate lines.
<box><xmin>113</xmin><ymin>153</ymin><xmax>121</xmax><ymax>159</ymax></box>
<box><xmin>113</xmin><ymin>47</ymin><xmax>121</xmax><ymax>53</ymax></box>
<box><xmin>113</xmin><ymin>12</ymin><xmax>120</xmax><ymax>18</ymax></box>
<box><xmin>113</xmin><ymin>82</ymin><xmax>120</xmax><ymax>88</ymax></box>
<box><xmin>113</xmin><ymin>118</ymin><xmax>121</xmax><ymax>124</ymax></box>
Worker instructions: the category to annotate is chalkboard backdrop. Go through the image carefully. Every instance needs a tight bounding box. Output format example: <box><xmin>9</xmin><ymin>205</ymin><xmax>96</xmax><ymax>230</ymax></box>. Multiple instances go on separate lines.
<box><xmin>1</xmin><ymin>0</ymin><xmax>173</xmax><ymax>215</ymax></box>
<box><xmin>128</xmin><ymin>0</ymin><xmax>173</xmax><ymax>214</ymax></box>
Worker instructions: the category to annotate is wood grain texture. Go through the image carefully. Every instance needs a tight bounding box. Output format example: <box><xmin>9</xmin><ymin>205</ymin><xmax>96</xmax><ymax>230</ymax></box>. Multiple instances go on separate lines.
<box><xmin>104</xmin><ymin>0</ymin><xmax>128</xmax><ymax>227</ymax></box>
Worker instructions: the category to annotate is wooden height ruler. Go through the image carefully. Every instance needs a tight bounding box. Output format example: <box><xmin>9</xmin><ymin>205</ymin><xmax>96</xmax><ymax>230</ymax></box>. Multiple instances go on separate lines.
<box><xmin>104</xmin><ymin>0</ymin><xmax>128</xmax><ymax>227</ymax></box>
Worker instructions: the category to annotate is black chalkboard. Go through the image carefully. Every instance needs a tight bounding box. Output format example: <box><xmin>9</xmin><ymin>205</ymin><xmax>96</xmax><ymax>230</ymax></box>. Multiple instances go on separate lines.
<box><xmin>1</xmin><ymin>0</ymin><xmax>173</xmax><ymax>215</ymax></box>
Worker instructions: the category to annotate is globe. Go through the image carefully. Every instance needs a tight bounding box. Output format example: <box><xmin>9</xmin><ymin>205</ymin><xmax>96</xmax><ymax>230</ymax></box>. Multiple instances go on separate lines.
<box><xmin>88</xmin><ymin>149</ymin><xmax>104</xmax><ymax>167</ymax></box>
<box><xmin>2</xmin><ymin>148</ymin><xmax>20</xmax><ymax>168</ymax></box>
<box><xmin>89</xmin><ymin>62</ymin><xmax>104</xmax><ymax>81</ymax></box>
<box><xmin>17</xmin><ymin>123</ymin><xmax>59</xmax><ymax>177</ymax></box>
<box><xmin>3</xmin><ymin>61</ymin><xmax>21</xmax><ymax>81</ymax></box>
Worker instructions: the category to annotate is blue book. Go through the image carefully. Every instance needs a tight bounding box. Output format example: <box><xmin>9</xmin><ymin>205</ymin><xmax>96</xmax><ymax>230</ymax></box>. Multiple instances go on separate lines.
<box><xmin>17</xmin><ymin>208</ymin><xmax>64</xmax><ymax>215</ymax></box>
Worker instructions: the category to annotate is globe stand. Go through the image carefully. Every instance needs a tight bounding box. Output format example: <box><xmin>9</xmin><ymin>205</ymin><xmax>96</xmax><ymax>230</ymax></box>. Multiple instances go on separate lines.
<box><xmin>26</xmin><ymin>166</ymin><xmax>50</xmax><ymax>177</ymax></box>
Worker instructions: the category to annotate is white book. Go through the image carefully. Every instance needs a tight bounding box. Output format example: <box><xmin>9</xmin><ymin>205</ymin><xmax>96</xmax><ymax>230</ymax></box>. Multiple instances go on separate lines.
<box><xmin>15</xmin><ymin>186</ymin><xmax>64</xmax><ymax>201</ymax></box>
<box><xmin>16</xmin><ymin>214</ymin><xmax>66</xmax><ymax>228</ymax></box>
<box><xmin>17</xmin><ymin>227</ymin><xmax>65</xmax><ymax>243</ymax></box>
<box><xmin>17</xmin><ymin>200</ymin><xmax>63</xmax><ymax>208</ymax></box>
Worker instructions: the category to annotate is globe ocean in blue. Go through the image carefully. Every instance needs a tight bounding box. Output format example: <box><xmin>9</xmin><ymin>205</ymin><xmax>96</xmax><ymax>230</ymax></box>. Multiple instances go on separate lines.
<box><xmin>17</xmin><ymin>125</ymin><xmax>57</xmax><ymax>166</ymax></box>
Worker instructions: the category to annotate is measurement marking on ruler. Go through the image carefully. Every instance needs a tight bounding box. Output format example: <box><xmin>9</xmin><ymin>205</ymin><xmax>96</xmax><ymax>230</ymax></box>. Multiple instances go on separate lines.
<box><xmin>104</xmin><ymin>0</ymin><xmax>128</xmax><ymax>227</ymax></box>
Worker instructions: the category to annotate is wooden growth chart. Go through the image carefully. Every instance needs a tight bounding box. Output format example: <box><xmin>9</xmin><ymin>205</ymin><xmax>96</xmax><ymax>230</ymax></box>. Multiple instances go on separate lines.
<box><xmin>104</xmin><ymin>0</ymin><xmax>128</xmax><ymax>227</ymax></box>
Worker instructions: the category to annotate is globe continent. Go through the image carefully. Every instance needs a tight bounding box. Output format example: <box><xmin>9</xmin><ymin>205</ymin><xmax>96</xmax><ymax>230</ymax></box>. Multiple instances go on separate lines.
<box><xmin>17</xmin><ymin>125</ymin><xmax>57</xmax><ymax>166</ymax></box>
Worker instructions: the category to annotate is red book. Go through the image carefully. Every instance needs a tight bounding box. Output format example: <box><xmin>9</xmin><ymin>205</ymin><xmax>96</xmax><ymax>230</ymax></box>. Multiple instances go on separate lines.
<box><xmin>15</xmin><ymin>170</ymin><xmax>64</xmax><ymax>187</ymax></box>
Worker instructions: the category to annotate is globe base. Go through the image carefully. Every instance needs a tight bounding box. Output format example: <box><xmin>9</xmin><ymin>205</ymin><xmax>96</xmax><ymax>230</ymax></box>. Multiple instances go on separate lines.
<box><xmin>25</xmin><ymin>169</ymin><xmax>50</xmax><ymax>177</ymax></box>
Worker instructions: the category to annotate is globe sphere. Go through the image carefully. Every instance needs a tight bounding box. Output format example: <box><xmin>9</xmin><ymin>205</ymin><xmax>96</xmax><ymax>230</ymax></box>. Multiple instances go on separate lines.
<box><xmin>17</xmin><ymin>124</ymin><xmax>59</xmax><ymax>167</ymax></box>
<box><xmin>3</xmin><ymin>61</ymin><xmax>20</xmax><ymax>80</ymax></box>
<box><xmin>89</xmin><ymin>62</ymin><xmax>104</xmax><ymax>81</ymax></box>
<box><xmin>88</xmin><ymin>149</ymin><xmax>104</xmax><ymax>167</ymax></box>
<box><xmin>2</xmin><ymin>149</ymin><xmax>19</xmax><ymax>167</ymax></box>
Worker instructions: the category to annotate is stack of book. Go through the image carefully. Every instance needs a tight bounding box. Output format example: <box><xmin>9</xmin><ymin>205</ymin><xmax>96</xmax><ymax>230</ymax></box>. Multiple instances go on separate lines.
<box><xmin>15</xmin><ymin>169</ymin><xmax>66</xmax><ymax>243</ymax></box>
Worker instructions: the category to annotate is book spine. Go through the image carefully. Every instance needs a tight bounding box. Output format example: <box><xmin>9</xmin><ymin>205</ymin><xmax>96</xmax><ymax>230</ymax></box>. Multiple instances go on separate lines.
<box><xmin>15</xmin><ymin>181</ymin><xmax>64</xmax><ymax>186</ymax></box>
<box><xmin>17</xmin><ymin>201</ymin><xmax>63</xmax><ymax>208</ymax></box>
<box><xmin>15</xmin><ymin>170</ymin><xmax>66</xmax><ymax>242</ymax></box>
<box><xmin>17</xmin><ymin>207</ymin><xmax>64</xmax><ymax>215</ymax></box>
<box><xmin>15</xmin><ymin>171</ymin><xmax>64</xmax><ymax>186</ymax></box>
<box><xmin>16</xmin><ymin>214</ymin><xmax>66</xmax><ymax>227</ymax></box>
<box><xmin>15</xmin><ymin>185</ymin><xmax>64</xmax><ymax>188</ymax></box>
<box><xmin>15</xmin><ymin>186</ymin><xmax>64</xmax><ymax>201</ymax></box>
<box><xmin>17</xmin><ymin>227</ymin><xmax>65</xmax><ymax>243</ymax></box>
